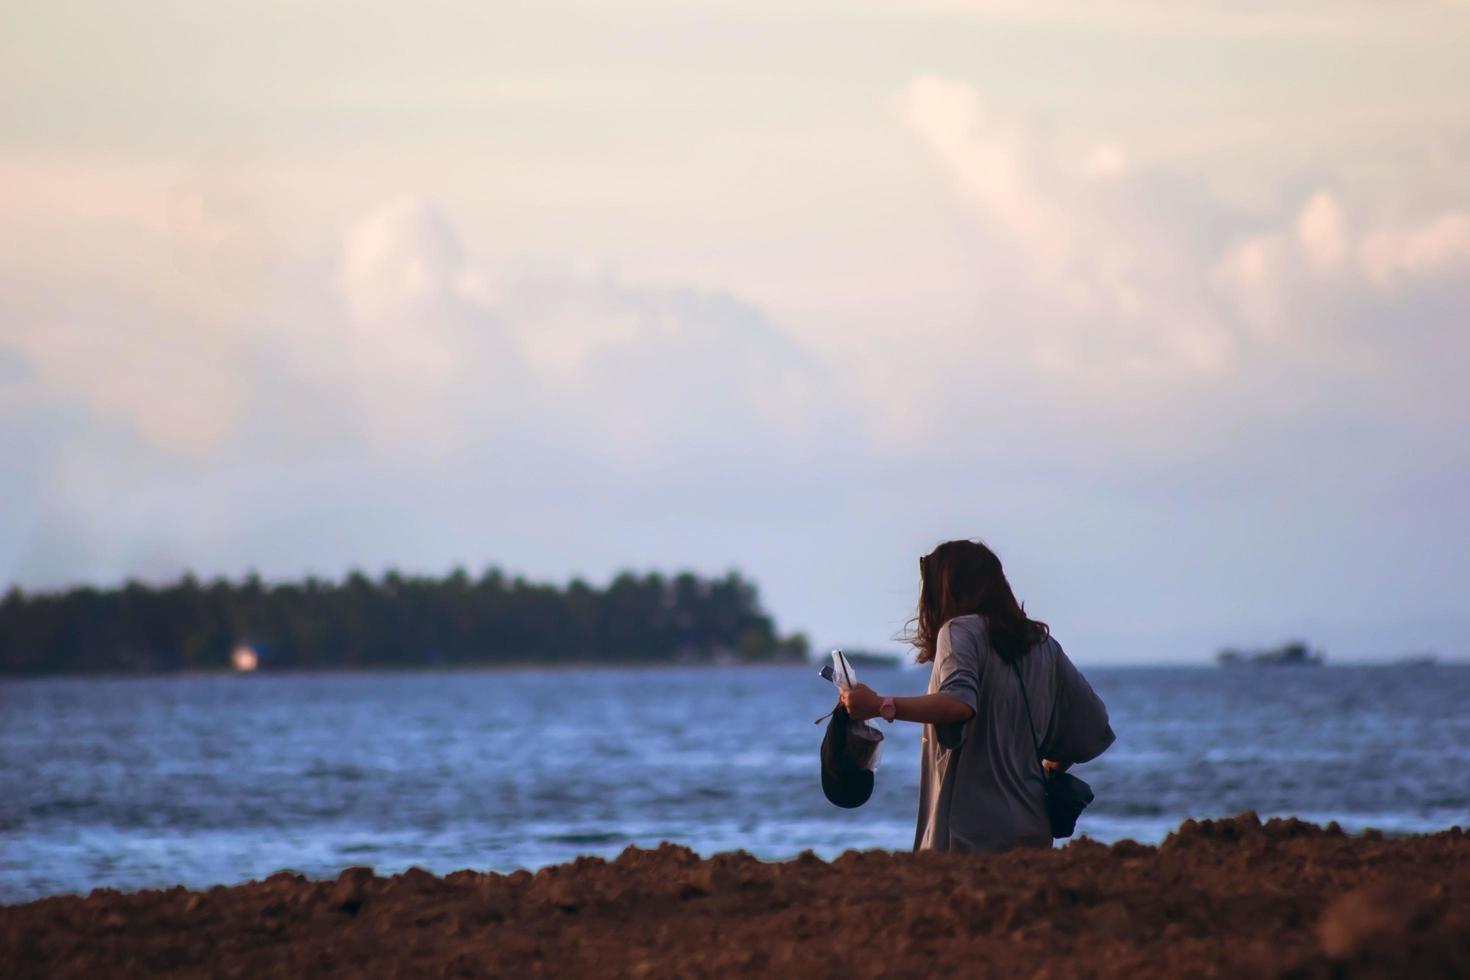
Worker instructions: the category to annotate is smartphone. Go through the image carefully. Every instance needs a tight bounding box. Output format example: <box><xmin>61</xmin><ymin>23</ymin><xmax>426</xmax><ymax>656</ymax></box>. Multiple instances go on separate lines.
<box><xmin>818</xmin><ymin>663</ymin><xmax>835</xmax><ymax>682</ymax></box>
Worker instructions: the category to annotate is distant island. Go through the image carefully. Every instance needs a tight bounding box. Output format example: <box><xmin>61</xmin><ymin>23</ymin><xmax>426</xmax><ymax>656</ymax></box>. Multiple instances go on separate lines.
<box><xmin>1216</xmin><ymin>641</ymin><xmax>1324</xmax><ymax>668</ymax></box>
<box><xmin>0</xmin><ymin>568</ymin><xmax>809</xmax><ymax>676</ymax></box>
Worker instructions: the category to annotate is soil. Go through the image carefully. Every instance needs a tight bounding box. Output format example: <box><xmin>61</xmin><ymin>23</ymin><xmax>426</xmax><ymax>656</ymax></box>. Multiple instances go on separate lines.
<box><xmin>3</xmin><ymin>814</ymin><xmax>1468</xmax><ymax>978</ymax></box>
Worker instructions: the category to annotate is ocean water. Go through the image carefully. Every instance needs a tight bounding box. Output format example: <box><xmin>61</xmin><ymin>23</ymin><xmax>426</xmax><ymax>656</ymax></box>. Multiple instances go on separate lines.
<box><xmin>2</xmin><ymin>664</ymin><xmax>1467</xmax><ymax>902</ymax></box>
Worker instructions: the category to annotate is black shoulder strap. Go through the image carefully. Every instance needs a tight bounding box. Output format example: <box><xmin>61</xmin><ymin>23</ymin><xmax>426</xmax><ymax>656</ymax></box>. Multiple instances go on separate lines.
<box><xmin>1010</xmin><ymin>658</ymin><xmax>1056</xmax><ymax>778</ymax></box>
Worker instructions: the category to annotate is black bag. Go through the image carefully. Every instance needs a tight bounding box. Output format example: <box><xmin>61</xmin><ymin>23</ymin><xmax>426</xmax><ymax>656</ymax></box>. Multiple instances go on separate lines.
<box><xmin>1012</xmin><ymin>662</ymin><xmax>1094</xmax><ymax>839</ymax></box>
<box><xmin>819</xmin><ymin>704</ymin><xmax>876</xmax><ymax>809</ymax></box>
<box><xmin>817</xmin><ymin>653</ymin><xmax>883</xmax><ymax>809</ymax></box>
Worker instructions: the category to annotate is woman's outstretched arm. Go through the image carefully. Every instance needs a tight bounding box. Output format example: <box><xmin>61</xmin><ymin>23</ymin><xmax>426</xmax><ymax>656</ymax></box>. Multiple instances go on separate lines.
<box><xmin>840</xmin><ymin>682</ymin><xmax>1069</xmax><ymax>769</ymax></box>
<box><xmin>839</xmin><ymin>683</ymin><xmax>974</xmax><ymax>725</ymax></box>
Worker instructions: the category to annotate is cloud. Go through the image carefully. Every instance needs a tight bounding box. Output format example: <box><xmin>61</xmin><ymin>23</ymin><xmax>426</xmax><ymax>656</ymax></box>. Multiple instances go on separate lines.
<box><xmin>490</xmin><ymin>261</ymin><xmax>825</xmax><ymax>453</ymax></box>
<box><xmin>0</xmin><ymin>156</ymin><xmax>293</xmax><ymax>458</ymax></box>
<box><xmin>888</xmin><ymin>72</ymin><xmax>1470</xmax><ymax>532</ymax></box>
<box><xmin>894</xmin><ymin>75</ymin><xmax>1470</xmax><ymax>388</ymax></box>
<box><xmin>1210</xmin><ymin>232</ymin><xmax>1292</xmax><ymax>334</ymax></box>
<box><xmin>1212</xmin><ymin>190</ymin><xmax>1470</xmax><ymax>340</ymax></box>
<box><xmin>316</xmin><ymin>197</ymin><xmax>829</xmax><ymax>460</ymax></box>
<box><xmin>2</xmin><ymin>55</ymin><xmax>1467</xmax><ymax>659</ymax></box>
<box><xmin>897</xmin><ymin>76</ymin><xmax>1073</xmax><ymax>272</ymax></box>
<box><xmin>1295</xmin><ymin>191</ymin><xmax>1348</xmax><ymax>273</ymax></box>
<box><xmin>1359</xmin><ymin>212</ymin><xmax>1470</xmax><ymax>289</ymax></box>
<box><xmin>339</xmin><ymin>197</ymin><xmax>467</xmax><ymax>322</ymax></box>
<box><xmin>893</xmin><ymin>0</ymin><xmax>1468</xmax><ymax>37</ymax></box>
<box><xmin>322</xmin><ymin>196</ymin><xmax>515</xmax><ymax>451</ymax></box>
<box><xmin>894</xmin><ymin>75</ymin><xmax>1232</xmax><ymax>381</ymax></box>
<box><xmin>7</xmin><ymin>316</ymin><xmax>247</xmax><ymax>458</ymax></box>
<box><xmin>1082</xmin><ymin>144</ymin><xmax>1127</xmax><ymax>180</ymax></box>
<box><xmin>0</xmin><ymin>186</ymin><xmax>846</xmax><ymax>590</ymax></box>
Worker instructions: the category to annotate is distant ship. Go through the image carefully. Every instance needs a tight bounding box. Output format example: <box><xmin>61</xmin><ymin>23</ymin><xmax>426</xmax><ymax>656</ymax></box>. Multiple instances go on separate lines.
<box><xmin>1216</xmin><ymin>641</ymin><xmax>1324</xmax><ymax>667</ymax></box>
<box><xmin>830</xmin><ymin>648</ymin><xmax>909</xmax><ymax>669</ymax></box>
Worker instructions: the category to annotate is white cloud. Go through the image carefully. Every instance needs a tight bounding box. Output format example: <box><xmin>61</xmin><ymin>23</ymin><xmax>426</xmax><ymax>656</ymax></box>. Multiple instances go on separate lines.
<box><xmin>894</xmin><ymin>75</ymin><xmax>1231</xmax><ymax>379</ymax></box>
<box><xmin>890</xmin><ymin>0</ymin><xmax>1467</xmax><ymax>37</ymax></box>
<box><xmin>339</xmin><ymin>197</ymin><xmax>467</xmax><ymax>322</ymax></box>
<box><xmin>1295</xmin><ymin>191</ymin><xmax>1348</xmax><ymax>273</ymax></box>
<box><xmin>8</xmin><ymin>317</ymin><xmax>246</xmax><ymax>458</ymax></box>
<box><xmin>1212</xmin><ymin>190</ymin><xmax>1470</xmax><ymax>337</ymax></box>
<box><xmin>2</xmin><ymin>30</ymin><xmax>1468</xmax><ymax>659</ymax></box>
<box><xmin>896</xmin><ymin>76</ymin><xmax>1074</xmax><ymax>273</ymax></box>
<box><xmin>0</xmin><ymin>180</ymin><xmax>868</xmax><ymax>625</ymax></box>
<box><xmin>0</xmin><ymin>183</ymin><xmax>836</xmax><ymax>520</ymax></box>
<box><xmin>1082</xmin><ymin>143</ymin><xmax>1127</xmax><ymax>179</ymax></box>
<box><xmin>1210</xmin><ymin>233</ymin><xmax>1291</xmax><ymax>334</ymax></box>
<box><xmin>330</xmin><ymin>196</ymin><xmax>486</xmax><ymax>447</ymax></box>
<box><xmin>889</xmin><ymin>71</ymin><xmax>1470</xmax><ymax>565</ymax></box>
<box><xmin>317</xmin><ymin>199</ymin><xmax>830</xmax><ymax>459</ymax></box>
<box><xmin>1359</xmin><ymin>212</ymin><xmax>1470</xmax><ymax>289</ymax></box>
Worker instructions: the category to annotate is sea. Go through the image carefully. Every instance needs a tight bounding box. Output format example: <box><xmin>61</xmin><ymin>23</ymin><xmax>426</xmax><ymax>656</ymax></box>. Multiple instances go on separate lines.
<box><xmin>2</xmin><ymin>663</ymin><xmax>1467</xmax><ymax>903</ymax></box>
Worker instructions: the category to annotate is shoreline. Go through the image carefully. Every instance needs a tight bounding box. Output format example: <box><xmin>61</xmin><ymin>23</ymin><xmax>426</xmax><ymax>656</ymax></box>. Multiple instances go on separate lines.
<box><xmin>6</xmin><ymin>660</ymin><xmax>1467</xmax><ymax>683</ymax></box>
<box><xmin>0</xmin><ymin>658</ymin><xmax>813</xmax><ymax>682</ymax></box>
<box><xmin>4</xmin><ymin>814</ymin><xmax>1467</xmax><ymax>978</ymax></box>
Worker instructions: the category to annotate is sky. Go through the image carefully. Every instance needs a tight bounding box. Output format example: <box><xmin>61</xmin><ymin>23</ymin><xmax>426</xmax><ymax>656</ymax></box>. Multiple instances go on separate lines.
<box><xmin>2</xmin><ymin>1</ymin><xmax>1468</xmax><ymax>663</ymax></box>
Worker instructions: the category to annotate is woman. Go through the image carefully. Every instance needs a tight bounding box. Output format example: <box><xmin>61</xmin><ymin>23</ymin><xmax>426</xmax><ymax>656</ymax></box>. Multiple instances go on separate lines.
<box><xmin>840</xmin><ymin>539</ymin><xmax>1115</xmax><ymax>852</ymax></box>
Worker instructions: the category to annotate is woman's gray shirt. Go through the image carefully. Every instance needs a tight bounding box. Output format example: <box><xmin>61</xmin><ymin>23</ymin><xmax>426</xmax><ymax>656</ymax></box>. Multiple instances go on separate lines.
<box><xmin>914</xmin><ymin>615</ymin><xmax>1115</xmax><ymax>853</ymax></box>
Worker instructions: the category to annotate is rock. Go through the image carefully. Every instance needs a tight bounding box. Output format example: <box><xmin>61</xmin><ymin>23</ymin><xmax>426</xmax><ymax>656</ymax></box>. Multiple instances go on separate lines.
<box><xmin>4</xmin><ymin>818</ymin><xmax>1468</xmax><ymax>979</ymax></box>
<box><xmin>330</xmin><ymin>866</ymin><xmax>375</xmax><ymax>916</ymax></box>
<box><xmin>1317</xmin><ymin>884</ymin><xmax>1430</xmax><ymax>958</ymax></box>
<box><xmin>395</xmin><ymin>867</ymin><xmax>441</xmax><ymax>894</ymax></box>
<box><xmin>1109</xmin><ymin>839</ymin><xmax>1151</xmax><ymax>859</ymax></box>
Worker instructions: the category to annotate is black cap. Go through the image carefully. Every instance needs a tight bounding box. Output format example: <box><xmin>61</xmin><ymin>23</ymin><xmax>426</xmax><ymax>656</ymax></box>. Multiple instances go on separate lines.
<box><xmin>820</xmin><ymin>703</ymin><xmax>874</xmax><ymax>809</ymax></box>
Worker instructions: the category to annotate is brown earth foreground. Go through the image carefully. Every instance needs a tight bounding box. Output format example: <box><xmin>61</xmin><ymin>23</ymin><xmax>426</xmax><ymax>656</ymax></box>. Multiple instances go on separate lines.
<box><xmin>3</xmin><ymin>814</ymin><xmax>1468</xmax><ymax>979</ymax></box>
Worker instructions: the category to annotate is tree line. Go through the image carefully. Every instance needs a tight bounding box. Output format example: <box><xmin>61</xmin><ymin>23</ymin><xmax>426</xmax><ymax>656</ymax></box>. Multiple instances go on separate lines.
<box><xmin>0</xmin><ymin>568</ymin><xmax>810</xmax><ymax>675</ymax></box>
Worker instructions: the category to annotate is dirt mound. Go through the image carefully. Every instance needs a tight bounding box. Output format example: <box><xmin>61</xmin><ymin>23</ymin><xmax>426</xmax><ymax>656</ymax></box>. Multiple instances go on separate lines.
<box><xmin>4</xmin><ymin>815</ymin><xmax>1467</xmax><ymax>978</ymax></box>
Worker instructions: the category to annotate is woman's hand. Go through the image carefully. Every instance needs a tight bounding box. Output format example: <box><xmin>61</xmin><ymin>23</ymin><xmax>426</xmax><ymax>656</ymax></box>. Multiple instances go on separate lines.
<box><xmin>839</xmin><ymin>683</ymin><xmax>883</xmax><ymax>722</ymax></box>
<box><xmin>1043</xmin><ymin>759</ymin><xmax>1071</xmax><ymax>775</ymax></box>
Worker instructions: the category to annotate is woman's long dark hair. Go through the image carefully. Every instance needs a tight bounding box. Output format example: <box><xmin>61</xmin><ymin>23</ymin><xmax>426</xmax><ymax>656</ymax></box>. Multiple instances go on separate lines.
<box><xmin>909</xmin><ymin>539</ymin><xmax>1048</xmax><ymax>665</ymax></box>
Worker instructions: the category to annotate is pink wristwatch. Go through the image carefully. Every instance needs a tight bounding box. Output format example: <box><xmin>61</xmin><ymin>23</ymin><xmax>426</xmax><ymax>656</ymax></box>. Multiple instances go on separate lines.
<box><xmin>879</xmin><ymin>696</ymin><xmax>897</xmax><ymax>723</ymax></box>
